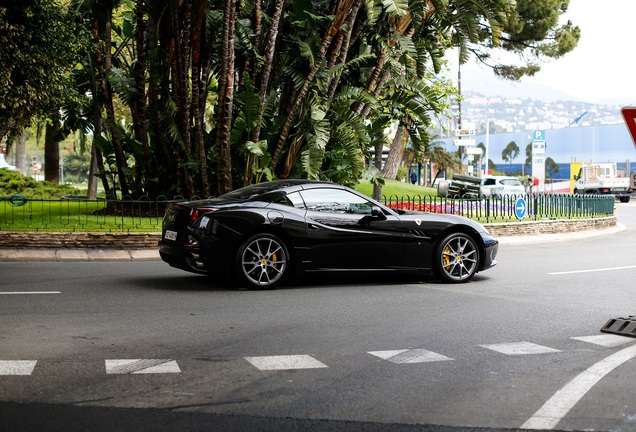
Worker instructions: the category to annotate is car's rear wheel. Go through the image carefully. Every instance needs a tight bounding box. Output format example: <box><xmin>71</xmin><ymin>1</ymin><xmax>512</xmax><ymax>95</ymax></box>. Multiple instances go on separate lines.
<box><xmin>236</xmin><ymin>233</ymin><xmax>289</xmax><ymax>289</ymax></box>
<box><xmin>433</xmin><ymin>232</ymin><xmax>479</xmax><ymax>283</ymax></box>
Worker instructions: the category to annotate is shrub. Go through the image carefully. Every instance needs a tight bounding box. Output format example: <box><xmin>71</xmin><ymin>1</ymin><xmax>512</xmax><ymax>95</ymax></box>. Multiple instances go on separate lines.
<box><xmin>0</xmin><ymin>169</ymin><xmax>83</xmax><ymax>198</ymax></box>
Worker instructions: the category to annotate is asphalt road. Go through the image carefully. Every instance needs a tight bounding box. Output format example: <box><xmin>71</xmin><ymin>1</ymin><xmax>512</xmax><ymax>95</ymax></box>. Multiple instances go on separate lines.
<box><xmin>2</xmin><ymin>204</ymin><xmax>636</xmax><ymax>432</ymax></box>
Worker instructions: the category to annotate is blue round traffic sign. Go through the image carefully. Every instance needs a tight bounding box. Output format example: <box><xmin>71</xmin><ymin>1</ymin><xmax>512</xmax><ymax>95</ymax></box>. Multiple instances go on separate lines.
<box><xmin>515</xmin><ymin>197</ymin><xmax>527</xmax><ymax>219</ymax></box>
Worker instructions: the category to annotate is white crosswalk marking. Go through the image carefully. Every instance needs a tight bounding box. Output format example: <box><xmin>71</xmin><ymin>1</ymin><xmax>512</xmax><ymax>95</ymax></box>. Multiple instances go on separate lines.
<box><xmin>571</xmin><ymin>335</ymin><xmax>635</xmax><ymax>347</ymax></box>
<box><xmin>7</xmin><ymin>335</ymin><xmax>629</xmax><ymax>377</ymax></box>
<box><xmin>480</xmin><ymin>342</ymin><xmax>561</xmax><ymax>355</ymax></box>
<box><xmin>368</xmin><ymin>349</ymin><xmax>453</xmax><ymax>364</ymax></box>
<box><xmin>244</xmin><ymin>355</ymin><xmax>328</xmax><ymax>370</ymax></box>
<box><xmin>105</xmin><ymin>359</ymin><xmax>181</xmax><ymax>374</ymax></box>
<box><xmin>0</xmin><ymin>360</ymin><xmax>37</xmax><ymax>375</ymax></box>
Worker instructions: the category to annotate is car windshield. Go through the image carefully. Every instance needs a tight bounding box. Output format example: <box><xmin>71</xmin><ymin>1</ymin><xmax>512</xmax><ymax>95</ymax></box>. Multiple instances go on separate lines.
<box><xmin>501</xmin><ymin>179</ymin><xmax>522</xmax><ymax>186</ymax></box>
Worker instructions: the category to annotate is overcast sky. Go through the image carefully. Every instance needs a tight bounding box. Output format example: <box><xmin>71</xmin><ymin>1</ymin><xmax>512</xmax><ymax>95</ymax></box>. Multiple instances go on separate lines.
<box><xmin>459</xmin><ymin>0</ymin><xmax>636</xmax><ymax>103</ymax></box>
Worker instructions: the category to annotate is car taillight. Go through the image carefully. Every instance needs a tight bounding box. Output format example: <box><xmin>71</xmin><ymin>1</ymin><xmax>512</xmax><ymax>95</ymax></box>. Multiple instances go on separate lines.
<box><xmin>190</xmin><ymin>208</ymin><xmax>217</xmax><ymax>223</ymax></box>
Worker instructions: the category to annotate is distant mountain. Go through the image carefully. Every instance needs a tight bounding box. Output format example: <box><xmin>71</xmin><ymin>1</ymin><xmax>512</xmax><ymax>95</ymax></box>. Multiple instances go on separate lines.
<box><xmin>459</xmin><ymin>69</ymin><xmax>582</xmax><ymax>102</ymax></box>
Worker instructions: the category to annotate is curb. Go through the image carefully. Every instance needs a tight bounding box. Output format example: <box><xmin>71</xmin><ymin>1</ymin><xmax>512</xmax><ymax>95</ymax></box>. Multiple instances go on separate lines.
<box><xmin>0</xmin><ymin>248</ymin><xmax>160</xmax><ymax>262</ymax></box>
<box><xmin>496</xmin><ymin>222</ymin><xmax>626</xmax><ymax>246</ymax></box>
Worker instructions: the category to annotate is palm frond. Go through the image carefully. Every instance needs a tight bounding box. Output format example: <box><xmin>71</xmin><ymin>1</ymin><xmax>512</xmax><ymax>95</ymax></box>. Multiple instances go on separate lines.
<box><xmin>364</xmin><ymin>0</ymin><xmax>382</xmax><ymax>24</ymax></box>
<box><xmin>107</xmin><ymin>69</ymin><xmax>137</xmax><ymax>105</ymax></box>
<box><xmin>383</xmin><ymin>0</ymin><xmax>409</xmax><ymax>17</ymax></box>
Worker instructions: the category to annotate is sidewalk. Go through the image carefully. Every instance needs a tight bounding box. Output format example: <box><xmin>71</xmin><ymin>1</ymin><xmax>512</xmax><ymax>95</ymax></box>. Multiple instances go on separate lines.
<box><xmin>496</xmin><ymin>222</ymin><xmax>626</xmax><ymax>245</ymax></box>
<box><xmin>0</xmin><ymin>223</ymin><xmax>626</xmax><ymax>262</ymax></box>
<box><xmin>0</xmin><ymin>247</ymin><xmax>160</xmax><ymax>262</ymax></box>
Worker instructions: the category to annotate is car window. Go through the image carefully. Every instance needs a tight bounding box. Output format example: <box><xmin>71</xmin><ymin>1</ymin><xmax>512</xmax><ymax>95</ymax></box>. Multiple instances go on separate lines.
<box><xmin>299</xmin><ymin>188</ymin><xmax>373</xmax><ymax>215</ymax></box>
<box><xmin>501</xmin><ymin>179</ymin><xmax>522</xmax><ymax>186</ymax></box>
<box><xmin>483</xmin><ymin>178</ymin><xmax>496</xmax><ymax>186</ymax></box>
<box><xmin>284</xmin><ymin>192</ymin><xmax>306</xmax><ymax>209</ymax></box>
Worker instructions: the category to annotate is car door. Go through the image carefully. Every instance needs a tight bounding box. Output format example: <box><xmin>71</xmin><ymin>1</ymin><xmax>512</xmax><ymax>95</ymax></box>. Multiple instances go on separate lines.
<box><xmin>297</xmin><ymin>187</ymin><xmax>404</xmax><ymax>269</ymax></box>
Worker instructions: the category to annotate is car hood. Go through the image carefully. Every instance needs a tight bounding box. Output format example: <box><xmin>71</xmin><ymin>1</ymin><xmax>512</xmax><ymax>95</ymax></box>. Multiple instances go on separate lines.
<box><xmin>398</xmin><ymin>210</ymin><xmax>492</xmax><ymax>235</ymax></box>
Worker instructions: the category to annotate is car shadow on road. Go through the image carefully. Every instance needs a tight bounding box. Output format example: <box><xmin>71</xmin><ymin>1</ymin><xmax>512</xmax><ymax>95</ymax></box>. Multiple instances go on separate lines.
<box><xmin>127</xmin><ymin>273</ymin><xmax>237</xmax><ymax>292</ymax></box>
<box><xmin>129</xmin><ymin>270</ymin><xmax>491</xmax><ymax>293</ymax></box>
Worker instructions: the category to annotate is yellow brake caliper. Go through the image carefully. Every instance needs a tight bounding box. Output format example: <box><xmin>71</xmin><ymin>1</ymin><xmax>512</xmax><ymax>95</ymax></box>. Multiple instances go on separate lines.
<box><xmin>443</xmin><ymin>245</ymin><xmax>452</xmax><ymax>269</ymax></box>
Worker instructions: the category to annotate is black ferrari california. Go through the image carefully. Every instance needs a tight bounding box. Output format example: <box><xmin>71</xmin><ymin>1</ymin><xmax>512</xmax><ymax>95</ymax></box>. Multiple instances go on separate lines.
<box><xmin>158</xmin><ymin>180</ymin><xmax>498</xmax><ymax>289</ymax></box>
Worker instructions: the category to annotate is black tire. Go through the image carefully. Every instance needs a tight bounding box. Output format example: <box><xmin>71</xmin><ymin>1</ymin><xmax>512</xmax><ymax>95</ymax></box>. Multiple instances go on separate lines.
<box><xmin>433</xmin><ymin>232</ymin><xmax>479</xmax><ymax>283</ymax></box>
<box><xmin>236</xmin><ymin>233</ymin><xmax>290</xmax><ymax>289</ymax></box>
<box><xmin>620</xmin><ymin>196</ymin><xmax>631</xmax><ymax>203</ymax></box>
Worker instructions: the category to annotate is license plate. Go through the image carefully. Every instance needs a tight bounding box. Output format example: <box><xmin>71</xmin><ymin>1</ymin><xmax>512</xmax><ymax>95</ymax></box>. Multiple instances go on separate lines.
<box><xmin>164</xmin><ymin>230</ymin><xmax>178</xmax><ymax>241</ymax></box>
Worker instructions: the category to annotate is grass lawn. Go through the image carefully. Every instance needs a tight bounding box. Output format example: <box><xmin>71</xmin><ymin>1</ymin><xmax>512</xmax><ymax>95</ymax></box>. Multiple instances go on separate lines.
<box><xmin>354</xmin><ymin>179</ymin><xmax>437</xmax><ymax>198</ymax></box>
<box><xmin>1</xmin><ymin>199</ymin><xmax>163</xmax><ymax>232</ymax></box>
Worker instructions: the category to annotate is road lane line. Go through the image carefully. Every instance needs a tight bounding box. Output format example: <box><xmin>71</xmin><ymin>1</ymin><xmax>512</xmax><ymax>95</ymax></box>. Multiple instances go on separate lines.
<box><xmin>548</xmin><ymin>265</ymin><xmax>636</xmax><ymax>275</ymax></box>
<box><xmin>0</xmin><ymin>291</ymin><xmax>61</xmax><ymax>295</ymax></box>
<box><xmin>521</xmin><ymin>342</ymin><xmax>636</xmax><ymax>430</ymax></box>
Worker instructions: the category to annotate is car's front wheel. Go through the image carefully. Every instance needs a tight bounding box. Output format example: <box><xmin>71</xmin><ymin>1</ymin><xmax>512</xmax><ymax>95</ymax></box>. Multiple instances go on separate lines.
<box><xmin>236</xmin><ymin>233</ymin><xmax>290</xmax><ymax>289</ymax></box>
<box><xmin>433</xmin><ymin>232</ymin><xmax>479</xmax><ymax>283</ymax></box>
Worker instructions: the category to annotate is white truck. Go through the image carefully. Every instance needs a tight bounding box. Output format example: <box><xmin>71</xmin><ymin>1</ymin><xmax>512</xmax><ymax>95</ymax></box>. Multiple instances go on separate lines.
<box><xmin>573</xmin><ymin>162</ymin><xmax>632</xmax><ymax>202</ymax></box>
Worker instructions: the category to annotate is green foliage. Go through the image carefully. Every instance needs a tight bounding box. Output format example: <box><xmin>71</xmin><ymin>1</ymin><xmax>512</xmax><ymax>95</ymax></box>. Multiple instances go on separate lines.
<box><xmin>490</xmin><ymin>0</ymin><xmax>580</xmax><ymax>79</ymax></box>
<box><xmin>502</xmin><ymin>141</ymin><xmax>520</xmax><ymax>167</ymax></box>
<box><xmin>545</xmin><ymin>157</ymin><xmax>559</xmax><ymax>179</ymax></box>
<box><xmin>396</xmin><ymin>166</ymin><xmax>408</xmax><ymax>182</ymax></box>
<box><xmin>0</xmin><ymin>1</ymin><xmax>89</xmax><ymax>140</ymax></box>
<box><xmin>63</xmin><ymin>152</ymin><xmax>91</xmax><ymax>183</ymax></box>
<box><xmin>0</xmin><ymin>0</ymin><xmax>580</xmax><ymax>199</ymax></box>
<box><xmin>0</xmin><ymin>169</ymin><xmax>82</xmax><ymax>198</ymax></box>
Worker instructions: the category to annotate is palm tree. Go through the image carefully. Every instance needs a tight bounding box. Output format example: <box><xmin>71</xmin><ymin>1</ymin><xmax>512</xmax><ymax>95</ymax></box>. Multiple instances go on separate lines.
<box><xmin>428</xmin><ymin>144</ymin><xmax>462</xmax><ymax>183</ymax></box>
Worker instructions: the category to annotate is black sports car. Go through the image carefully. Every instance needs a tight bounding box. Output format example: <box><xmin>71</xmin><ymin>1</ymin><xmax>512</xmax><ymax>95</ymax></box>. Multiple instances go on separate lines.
<box><xmin>158</xmin><ymin>180</ymin><xmax>498</xmax><ymax>289</ymax></box>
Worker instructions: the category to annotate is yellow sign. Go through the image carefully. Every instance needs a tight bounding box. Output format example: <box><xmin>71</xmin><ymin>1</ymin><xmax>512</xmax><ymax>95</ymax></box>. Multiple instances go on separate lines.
<box><xmin>569</xmin><ymin>162</ymin><xmax>583</xmax><ymax>193</ymax></box>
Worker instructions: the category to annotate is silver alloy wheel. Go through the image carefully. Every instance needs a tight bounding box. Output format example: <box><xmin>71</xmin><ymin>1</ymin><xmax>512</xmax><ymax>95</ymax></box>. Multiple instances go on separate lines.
<box><xmin>240</xmin><ymin>234</ymin><xmax>288</xmax><ymax>288</ymax></box>
<box><xmin>436</xmin><ymin>233</ymin><xmax>479</xmax><ymax>283</ymax></box>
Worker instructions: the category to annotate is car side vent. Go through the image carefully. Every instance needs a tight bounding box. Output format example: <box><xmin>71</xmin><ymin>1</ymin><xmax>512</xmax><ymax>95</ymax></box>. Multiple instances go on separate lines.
<box><xmin>408</xmin><ymin>229</ymin><xmax>430</xmax><ymax>239</ymax></box>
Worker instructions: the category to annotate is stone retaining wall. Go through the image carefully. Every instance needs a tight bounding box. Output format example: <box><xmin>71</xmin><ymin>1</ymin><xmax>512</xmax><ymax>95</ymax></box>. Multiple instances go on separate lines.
<box><xmin>485</xmin><ymin>216</ymin><xmax>616</xmax><ymax>237</ymax></box>
<box><xmin>0</xmin><ymin>231</ymin><xmax>161</xmax><ymax>249</ymax></box>
<box><xmin>0</xmin><ymin>216</ymin><xmax>616</xmax><ymax>249</ymax></box>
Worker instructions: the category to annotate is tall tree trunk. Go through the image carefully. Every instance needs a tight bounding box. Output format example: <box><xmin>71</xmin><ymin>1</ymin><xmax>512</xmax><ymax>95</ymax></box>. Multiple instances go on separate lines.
<box><xmin>133</xmin><ymin>0</ymin><xmax>151</xmax><ymax>196</ymax></box>
<box><xmin>372</xmin><ymin>135</ymin><xmax>383</xmax><ymax>201</ymax></box>
<box><xmin>245</xmin><ymin>0</ymin><xmax>284</xmax><ymax>186</ymax></box>
<box><xmin>381</xmin><ymin>125</ymin><xmax>408</xmax><ymax>180</ymax></box>
<box><xmin>271</xmin><ymin>0</ymin><xmax>356</xmax><ymax>177</ymax></box>
<box><xmin>145</xmin><ymin>4</ymin><xmax>176</xmax><ymax>196</ymax></box>
<box><xmin>87</xmin><ymin>144</ymin><xmax>99</xmax><ymax>200</ymax></box>
<box><xmin>169</xmin><ymin>0</ymin><xmax>194</xmax><ymax>197</ymax></box>
<box><xmin>94</xmin><ymin>9</ymin><xmax>133</xmax><ymax>197</ymax></box>
<box><xmin>215</xmin><ymin>0</ymin><xmax>236</xmax><ymax>194</ymax></box>
<box><xmin>191</xmin><ymin>0</ymin><xmax>210</xmax><ymax>197</ymax></box>
<box><xmin>15</xmin><ymin>131</ymin><xmax>27</xmax><ymax>176</ymax></box>
<box><xmin>240</xmin><ymin>0</ymin><xmax>262</xmax><ymax>87</ymax></box>
<box><xmin>354</xmin><ymin>50</ymin><xmax>385</xmax><ymax>115</ymax></box>
<box><xmin>44</xmin><ymin>110</ymin><xmax>61</xmax><ymax>183</ymax></box>
<box><xmin>326</xmin><ymin>0</ymin><xmax>363</xmax><ymax>100</ymax></box>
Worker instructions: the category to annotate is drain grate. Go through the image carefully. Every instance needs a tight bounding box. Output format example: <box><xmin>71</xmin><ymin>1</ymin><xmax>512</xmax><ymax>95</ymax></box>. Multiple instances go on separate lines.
<box><xmin>601</xmin><ymin>316</ymin><xmax>636</xmax><ymax>337</ymax></box>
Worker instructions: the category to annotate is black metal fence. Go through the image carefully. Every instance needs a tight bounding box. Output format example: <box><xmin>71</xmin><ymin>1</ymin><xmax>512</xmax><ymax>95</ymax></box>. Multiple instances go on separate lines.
<box><xmin>0</xmin><ymin>193</ymin><xmax>616</xmax><ymax>232</ymax></box>
<box><xmin>382</xmin><ymin>193</ymin><xmax>616</xmax><ymax>223</ymax></box>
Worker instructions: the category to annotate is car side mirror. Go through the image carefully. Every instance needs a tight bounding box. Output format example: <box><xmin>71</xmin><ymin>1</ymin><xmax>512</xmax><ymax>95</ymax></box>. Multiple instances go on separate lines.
<box><xmin>358</xmin><ymin>206</ymin><xmax>387</xmax><ymax>224</ymax></box>
<box><xmin>371</xmin><ymin>205</ymin><xmax>387</xmax><ymax>220</ymax></box>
